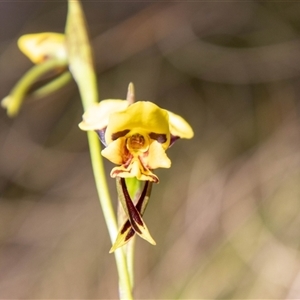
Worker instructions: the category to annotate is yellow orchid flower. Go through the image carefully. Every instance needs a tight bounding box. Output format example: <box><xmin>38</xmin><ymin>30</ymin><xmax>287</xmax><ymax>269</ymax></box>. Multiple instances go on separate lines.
<box><xmin>79</xmin><ymin>92</ymin><xmax>193</xmax><ymax>250</ymax></box>
<box><xmin>18</xmin><ymin>32</ymin><xmax>67</xmax><ymax>64</ymax></box>
<box><xmin>79</xmin><ymin>98</ymin><xmax>193</xmax><ymax>183</ymax></box>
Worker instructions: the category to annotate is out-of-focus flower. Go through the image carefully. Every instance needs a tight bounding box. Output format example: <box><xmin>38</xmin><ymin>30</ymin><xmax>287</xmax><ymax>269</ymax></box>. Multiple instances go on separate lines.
<box><xmin>18</xmin><ymin>32</ymin><xmax>67</xmax><ymax>64</ymax></box>
<box><xmin>79</xmin><ymin>99</ymin><xmax>193</xmax><ymax>183</ymax></box>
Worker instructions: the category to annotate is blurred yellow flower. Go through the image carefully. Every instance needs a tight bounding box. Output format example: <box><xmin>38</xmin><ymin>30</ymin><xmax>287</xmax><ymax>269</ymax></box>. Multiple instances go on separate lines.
<box><xmin>79</xmin><ymin>99</ymin><xmax>193</xmax><ymax>182</ymax></box>
<box><xmin>18</xmin><ymin>32</ymin><xmax>67</xmax><ymax>64</ymax></box>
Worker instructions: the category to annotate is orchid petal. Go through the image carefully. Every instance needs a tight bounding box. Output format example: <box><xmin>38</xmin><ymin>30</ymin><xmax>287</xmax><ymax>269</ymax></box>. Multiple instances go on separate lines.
<box><xmin>78</xmin><ymin>99</ymin><xmax>128</xmax><ymax>131</ymax></box>
<box><xmin>116</xmin><ymin>178</ymin><xmax>156</xmax><ymax>245</ymax></box>
<box><xmin>145</xmin><ymin>141</ymin><xmax>171</xmax><ymax>169</ymax></box>
<box><xmin>101</xmin><ymin>138</ymin><xmax>127</xmax><ymax>165</ymax></box>
<box><xmin>167</xmin><ymin>110</ymin><xmax>194</xmax><ymax>139</ymax></box>
<box><xmin>110</xmin><ymin>181</ymin><xmax>152</xmax><ymax>252</ymax></box>
<box><xmin>105</xmin><ymin>101</ymin><xmax>170</xmax><ymax>148</ymax></box>
<box><xmin>110</xmin><ymin>160</ymin><xmax>159</xmax><ymax>183</ymax></box>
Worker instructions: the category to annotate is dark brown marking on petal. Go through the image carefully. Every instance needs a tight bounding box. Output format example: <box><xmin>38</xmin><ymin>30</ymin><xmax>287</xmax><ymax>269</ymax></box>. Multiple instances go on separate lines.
<box><xmin>125</xmin><ymin>229</ymin><xmax>135</xmax><ymax>241</ymax></box>
<box><xmin>123</xmin><ymin>149</ymin><xmax>133</xmax><ymax>167</ymax></box>
<box><xmin>137</xmin><ymin>156</ymin><xmax>148</xmax><ymax>172</ymax></box>
<box><xmin>137</xmin><ymin>157</ymin><xmax>159</xmax><ymax>183</ymax></box>
<box><xmin>120</xmin><ymin>181</ymin><xmax>151</xmax><ymax>239</ymax></box>
<box><xmin>149</xmin><ymin>133</ymin><xmax>167</xmax><ymax>143</ymax></box>
<box><xmin>120</xmin><ymin>220</ymin><xmax>131</xmax><ymax>234</ymax></box>
<box><xmin>149</xmin><ymin>175</ymin><xmax>159</xmax><ymax>183</ymax></box>
<box><xmin>112</xmin><ymin>129</ymin><xmax>130</xmax><ymax>141</ymax></box>
<box><xmin>120</xmin><ymin>178</ymin><xmax>143</xmax><ymax>231</ymax></box>
<box><xmin>111</xmin><ymin>168</ymin><xmax>130</xmax><ymax>177</ymax></box>
<box><xmin>135</xmin><ymin>181</ymin><xmax>149</xmax><ymax>211</ymax></box>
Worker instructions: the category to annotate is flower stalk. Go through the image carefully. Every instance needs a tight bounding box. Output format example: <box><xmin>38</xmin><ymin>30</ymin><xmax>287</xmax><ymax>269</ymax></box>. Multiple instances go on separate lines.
<box><xmin>65</xmin><ymin>1</ymin><xmax>134</xmax><ymax>299</ymax></box>
<box><xmin>79</xmin><ymin>89</ymin><xmax>193</xmax><ymax>252</ymax></box>
<box><xmin>1</xmin><ymin>58</ymin><xmax>67</xmax><ymax>117</ymax></box>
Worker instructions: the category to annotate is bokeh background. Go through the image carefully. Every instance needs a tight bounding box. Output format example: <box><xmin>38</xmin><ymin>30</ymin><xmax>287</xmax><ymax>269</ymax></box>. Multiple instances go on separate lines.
<box><xmin>1</xmin><ymin>1</ymin><xmax>300</xmax><ymax>299</ymax></box>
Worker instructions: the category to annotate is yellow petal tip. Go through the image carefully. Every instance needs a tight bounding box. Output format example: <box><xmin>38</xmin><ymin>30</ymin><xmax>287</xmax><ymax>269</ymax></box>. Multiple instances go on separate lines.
<box><xmin>1</xmin><ymin>96</ymin><xmax>19</xmax><ymax>117</ymax></box>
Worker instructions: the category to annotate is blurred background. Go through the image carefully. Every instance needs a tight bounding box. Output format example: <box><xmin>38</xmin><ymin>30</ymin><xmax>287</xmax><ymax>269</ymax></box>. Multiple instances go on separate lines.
<box><xmin>1</xmin><ymin>1</ymin><xmax>300</xmax><ymax>299</ymax></box>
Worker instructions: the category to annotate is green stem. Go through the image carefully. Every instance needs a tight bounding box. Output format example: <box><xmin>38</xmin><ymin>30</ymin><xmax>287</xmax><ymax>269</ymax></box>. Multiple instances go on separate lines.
<box><xmin>4</xmin><ymin>58</ymin><xmax>67</xmax><ymax>117</ymax></box>
<box><xmin>125</xmin><ymin>238</ymin><xmax>136</xmax><ymax>289</ymax></box>
<box><xmin>32</xmin><ymin>70</ymin><xmax>72</xmax><ymax>98</ymax></box>
<box><xmin>87</xmin><ymin>130</ymin><xmax>133</xmax><ymax>300</ymax></box>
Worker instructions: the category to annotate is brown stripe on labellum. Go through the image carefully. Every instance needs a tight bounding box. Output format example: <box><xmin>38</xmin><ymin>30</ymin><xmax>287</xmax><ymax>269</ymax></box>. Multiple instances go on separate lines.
<box><xmin>110</xmin><ymin>173</ymin><xmax>155</xmax><ymax>252</ymax></box>
<box><xmin>120</xmin><ymin>181</ymin><xmax>151</xmax><ymax>241</ymax></box>
<box><xmin>111</xmin><ymin>129</ymin><xmax>130</xmax><ymax>141</ymax></box>
<box><xmin>120</xmin><ymin>177</ymin><xmax>144</xmax><ymax>233</ymax></box>
<box><xmin>149</xmin><ymin>132</ymin><xmax>167</xmax><ymax>143</ymax></box>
